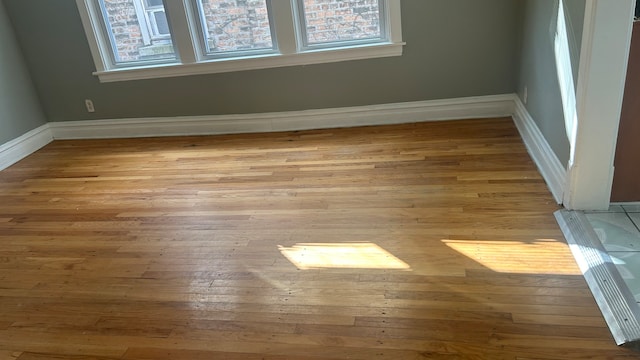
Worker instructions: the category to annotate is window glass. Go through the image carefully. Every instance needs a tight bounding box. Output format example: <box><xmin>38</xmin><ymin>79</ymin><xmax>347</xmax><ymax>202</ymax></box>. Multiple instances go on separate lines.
<box><xmin>99</xmin><ymin>0</ymin><xmax>177</xmax><ymax>64</ymax></box>
<box><xmin>151</xmin><ymin>11</ymin><xmax>170</xmax><ymax>36</ymax></box>
<box><xmin>142</xmin><ymin>0</ymin><xmax>170</xmax><ymax>39</ymax></box>
<box><xmin>298</xmin><ymin>0</ymin><xmax>383</xmax><ymax>46</ymax></box>
<box><xmin>195</xmin><ymin>0</ymin><xmax>275</xmax><ymax>55</ymax></box>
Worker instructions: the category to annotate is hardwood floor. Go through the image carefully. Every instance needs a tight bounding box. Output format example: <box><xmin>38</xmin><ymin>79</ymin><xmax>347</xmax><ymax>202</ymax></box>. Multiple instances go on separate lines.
<box><xmin>0</xmin><ymin>118</ymin><xmax>636</xmax><ymax>359</ymax></box>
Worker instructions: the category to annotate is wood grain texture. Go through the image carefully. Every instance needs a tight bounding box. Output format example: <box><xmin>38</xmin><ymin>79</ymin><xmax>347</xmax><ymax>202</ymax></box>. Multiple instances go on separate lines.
<box><xmin>0</xmin><ymin>118</ymin><xmax>635</xmax><ymax>359</ymax></box>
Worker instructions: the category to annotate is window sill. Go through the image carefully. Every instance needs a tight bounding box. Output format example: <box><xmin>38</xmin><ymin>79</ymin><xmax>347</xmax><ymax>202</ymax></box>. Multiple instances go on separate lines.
<box><xmin>93</xmin><ymin>42</ymin><xmax>405</xmax><ymax>83</ymax></box>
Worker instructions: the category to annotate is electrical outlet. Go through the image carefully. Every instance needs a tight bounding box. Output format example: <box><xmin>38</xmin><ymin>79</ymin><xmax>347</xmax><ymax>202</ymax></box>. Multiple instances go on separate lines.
<box><xmin>85</xmin><ymin>99</ymin><xmax>95</xmax><ymax>113</ymax></box>
<box><xmin>523</xmin><ymin>86</ymin><xmax>528</xmax><ymax>104</ymax></box>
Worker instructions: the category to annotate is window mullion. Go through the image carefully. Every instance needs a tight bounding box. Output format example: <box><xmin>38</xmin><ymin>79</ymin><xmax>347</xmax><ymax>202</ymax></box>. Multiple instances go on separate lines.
<box><xmin>271</xmin><ymin>0</ymin><xmax>298</xmax><ymax>55</ymax></box>
<box><xmin>163</xmin><ymin>0</ymin><xmax>198</xmax><ymax>64</ymax></box>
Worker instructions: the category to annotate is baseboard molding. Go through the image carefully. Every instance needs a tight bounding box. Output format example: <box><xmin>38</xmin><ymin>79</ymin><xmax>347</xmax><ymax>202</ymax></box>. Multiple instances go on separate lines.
<box><xmin>511</xmin><ymin>95</ymin><xmax>566</xmax><ymax>204</ymax></box>
<box><xmin>1</xmin><ymin>94</ymin><xmax>566</xmax><ymax>207</ymax></box>
<box><xmin>49</xmin><ymin>94</ymin><xmax>515</xmax><ymax>140</ymax></box>
<box><xmin>0</xmin><ymin>124</ymin><xmax>53</xmax><ymax>171</ymax></box>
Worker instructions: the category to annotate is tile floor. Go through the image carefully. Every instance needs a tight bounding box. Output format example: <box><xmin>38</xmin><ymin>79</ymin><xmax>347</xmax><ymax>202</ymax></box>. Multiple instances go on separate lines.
<box><xmin>585</xmin><ymin>204</ymin><xmax>640</xmax><ymax>303</ymax></box>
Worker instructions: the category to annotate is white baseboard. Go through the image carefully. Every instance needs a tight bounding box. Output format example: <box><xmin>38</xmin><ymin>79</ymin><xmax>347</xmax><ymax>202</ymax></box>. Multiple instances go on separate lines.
<box><xmin>511</xmin><ymin>95</ymin><xmax>566</xmax><ymax>204</ymax></box>
<box><xmin>2</xmin><ymin>94</ymin><xmax>566</xmax><ymax>207</ymax></box>
<box><xmin>49</xmin><ymin>94</ymin><xmax>515</xmax><ymax>139</ymax></box>
<box><xmin>0</xmin><ymin>124</ymin><xmax>53</xmax><ymax>171</ymax></box>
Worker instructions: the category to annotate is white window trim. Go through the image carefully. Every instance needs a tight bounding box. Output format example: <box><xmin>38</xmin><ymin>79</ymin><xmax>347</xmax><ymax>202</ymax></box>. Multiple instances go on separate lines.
<box><xmin>75</xmin><ymin>0</ymin><xmax>404</xmax><ymax>83</ymax></box>
<box><xmin>294</xmin><ymin>0</ymin><xmax>387</xmax><ymax>51</ymax></box>
<box><xmin>131</xmin><ymin>0</ymin><xmax>152</xmax><ymax>45</ymax></box>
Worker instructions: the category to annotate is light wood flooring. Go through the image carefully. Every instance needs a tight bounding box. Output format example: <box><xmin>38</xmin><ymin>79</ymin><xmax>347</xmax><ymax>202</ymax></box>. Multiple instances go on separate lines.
<box><xmin>0</xmin><ymin>118</ymin><xmax>636</xmax><ymax>359</ymax></box>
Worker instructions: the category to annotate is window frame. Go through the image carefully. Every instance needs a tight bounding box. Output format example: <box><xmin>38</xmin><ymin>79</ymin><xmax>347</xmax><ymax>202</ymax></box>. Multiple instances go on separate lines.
<box><xmin>75</xmin><ymin>0</ymin><xmax>404</xmax><ymax>82</ymax></box>
<box><xmin>94</xmin><ymin>0</ymin><xmax>178</xmax><ymax>67</ymax></box>
<box><xmin>191</xmin><ymin>0</ymin><xmax>279</xmax><ymax>59</ymax></box>
<box><xmin>294</xmin><ymin>0</ymin><xmax>387</xmax><ymax>51</ymax></box>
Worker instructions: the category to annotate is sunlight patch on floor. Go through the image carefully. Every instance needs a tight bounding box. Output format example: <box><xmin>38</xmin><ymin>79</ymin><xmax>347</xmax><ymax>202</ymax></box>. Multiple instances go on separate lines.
<box><xmin>442</xmin><ymin>239</ymin><xmax>582</xmax><ymax>275</ymax></box>
<box><xmin>278</xmin><ymin>242</ymin><xmax>411</xmax><ymax>270</ymax></box>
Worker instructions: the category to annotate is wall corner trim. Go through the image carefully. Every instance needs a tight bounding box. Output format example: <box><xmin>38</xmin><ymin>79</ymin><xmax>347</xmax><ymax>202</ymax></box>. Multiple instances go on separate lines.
<box><xmin>511</xmin><ymin>95</ymin><xmax>567</xmax><ymax>204</ymax></box>
<box><xmin>0</xmin><ymin>124</ymin><xmax>53</xmax><ymax>171</ymax></box>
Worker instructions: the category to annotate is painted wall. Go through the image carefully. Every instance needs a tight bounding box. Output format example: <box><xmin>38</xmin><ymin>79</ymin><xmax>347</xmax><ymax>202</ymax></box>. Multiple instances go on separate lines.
<box><xmin>0</xmin><ymin>0</ymin><xmax>46</xmax><ymax>145</ymax></box>
<box><xmin>517</xmin><ymin>0</ymin><xmax>585</xmax><ymax>166</ymax></box>
<box><xmin>3</xmin><ymin>0</ymin><xmax>522</xmax><ymax>122</ymax></box>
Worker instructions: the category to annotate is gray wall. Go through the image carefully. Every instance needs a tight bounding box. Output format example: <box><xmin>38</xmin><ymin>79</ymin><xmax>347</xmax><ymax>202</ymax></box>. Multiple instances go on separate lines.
<box><xmin>3</xmin><ymin>0</ymin><xmax>522</xmax><ymax>122</ymax></box>
<box><xmin>517</xmin><ymin>0</ymin><xmax>585</xmax><ymax>166</ymax></box>
<box><xmin>0</xmin><ymin>0</ymin><xmax>46</xmax><ymax>144</ymax></box>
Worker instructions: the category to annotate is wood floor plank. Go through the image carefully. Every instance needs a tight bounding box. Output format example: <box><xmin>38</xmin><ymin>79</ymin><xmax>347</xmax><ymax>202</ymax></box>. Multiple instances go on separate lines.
<box><xmin>0</xmin><ymin>119</ymin><xmax>636</xmax><ymax>358</ymax></box>
<box><xmin>0</xmin><ymin>351</ymin><xmax>21</xmax><ymax>360</ymax></box>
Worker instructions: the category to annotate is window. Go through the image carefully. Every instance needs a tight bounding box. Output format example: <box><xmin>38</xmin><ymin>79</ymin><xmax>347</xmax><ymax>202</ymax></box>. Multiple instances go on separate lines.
<box><xmin>194</xmin><ymin>0</ymin><xmax>275</xmax><ymax>56</ymax></box>
<box><xmin>296</xmin><ymin>0</ymin><xmax>384</xmax><ymax>48</ymax></box>
<box><xmin>76</xmin><ymin>0</ymin><xmax>403</xmax><ymax>82</ymax></box>
<box><xmin>139</xmin><ymin>0</ymin><xmax>171</xmax><ymax>40</ymax></box>
<box><xmin>98</xmin><ymin>0</ymin><xmax>176</xmax><ymax>64</ymax></box>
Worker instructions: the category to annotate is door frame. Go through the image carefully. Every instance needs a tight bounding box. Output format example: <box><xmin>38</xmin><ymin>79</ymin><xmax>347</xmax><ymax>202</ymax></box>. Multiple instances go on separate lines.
<box><xmin>563</xmin><ymin>0</ymin><xmax>636</xmax><ymax>210</ymax></box>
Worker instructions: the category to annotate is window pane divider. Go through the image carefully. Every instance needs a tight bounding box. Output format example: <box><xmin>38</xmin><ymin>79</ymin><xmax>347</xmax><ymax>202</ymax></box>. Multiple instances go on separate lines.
<box><xmin>271</xmin><ymin>0</ymin><xmax>298</xmax><ymax>55</ymax></box>
<box><xmin>164</xmin><ymin>0</ymin><xmax>197</xmax><ymax>64</ymax></box>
